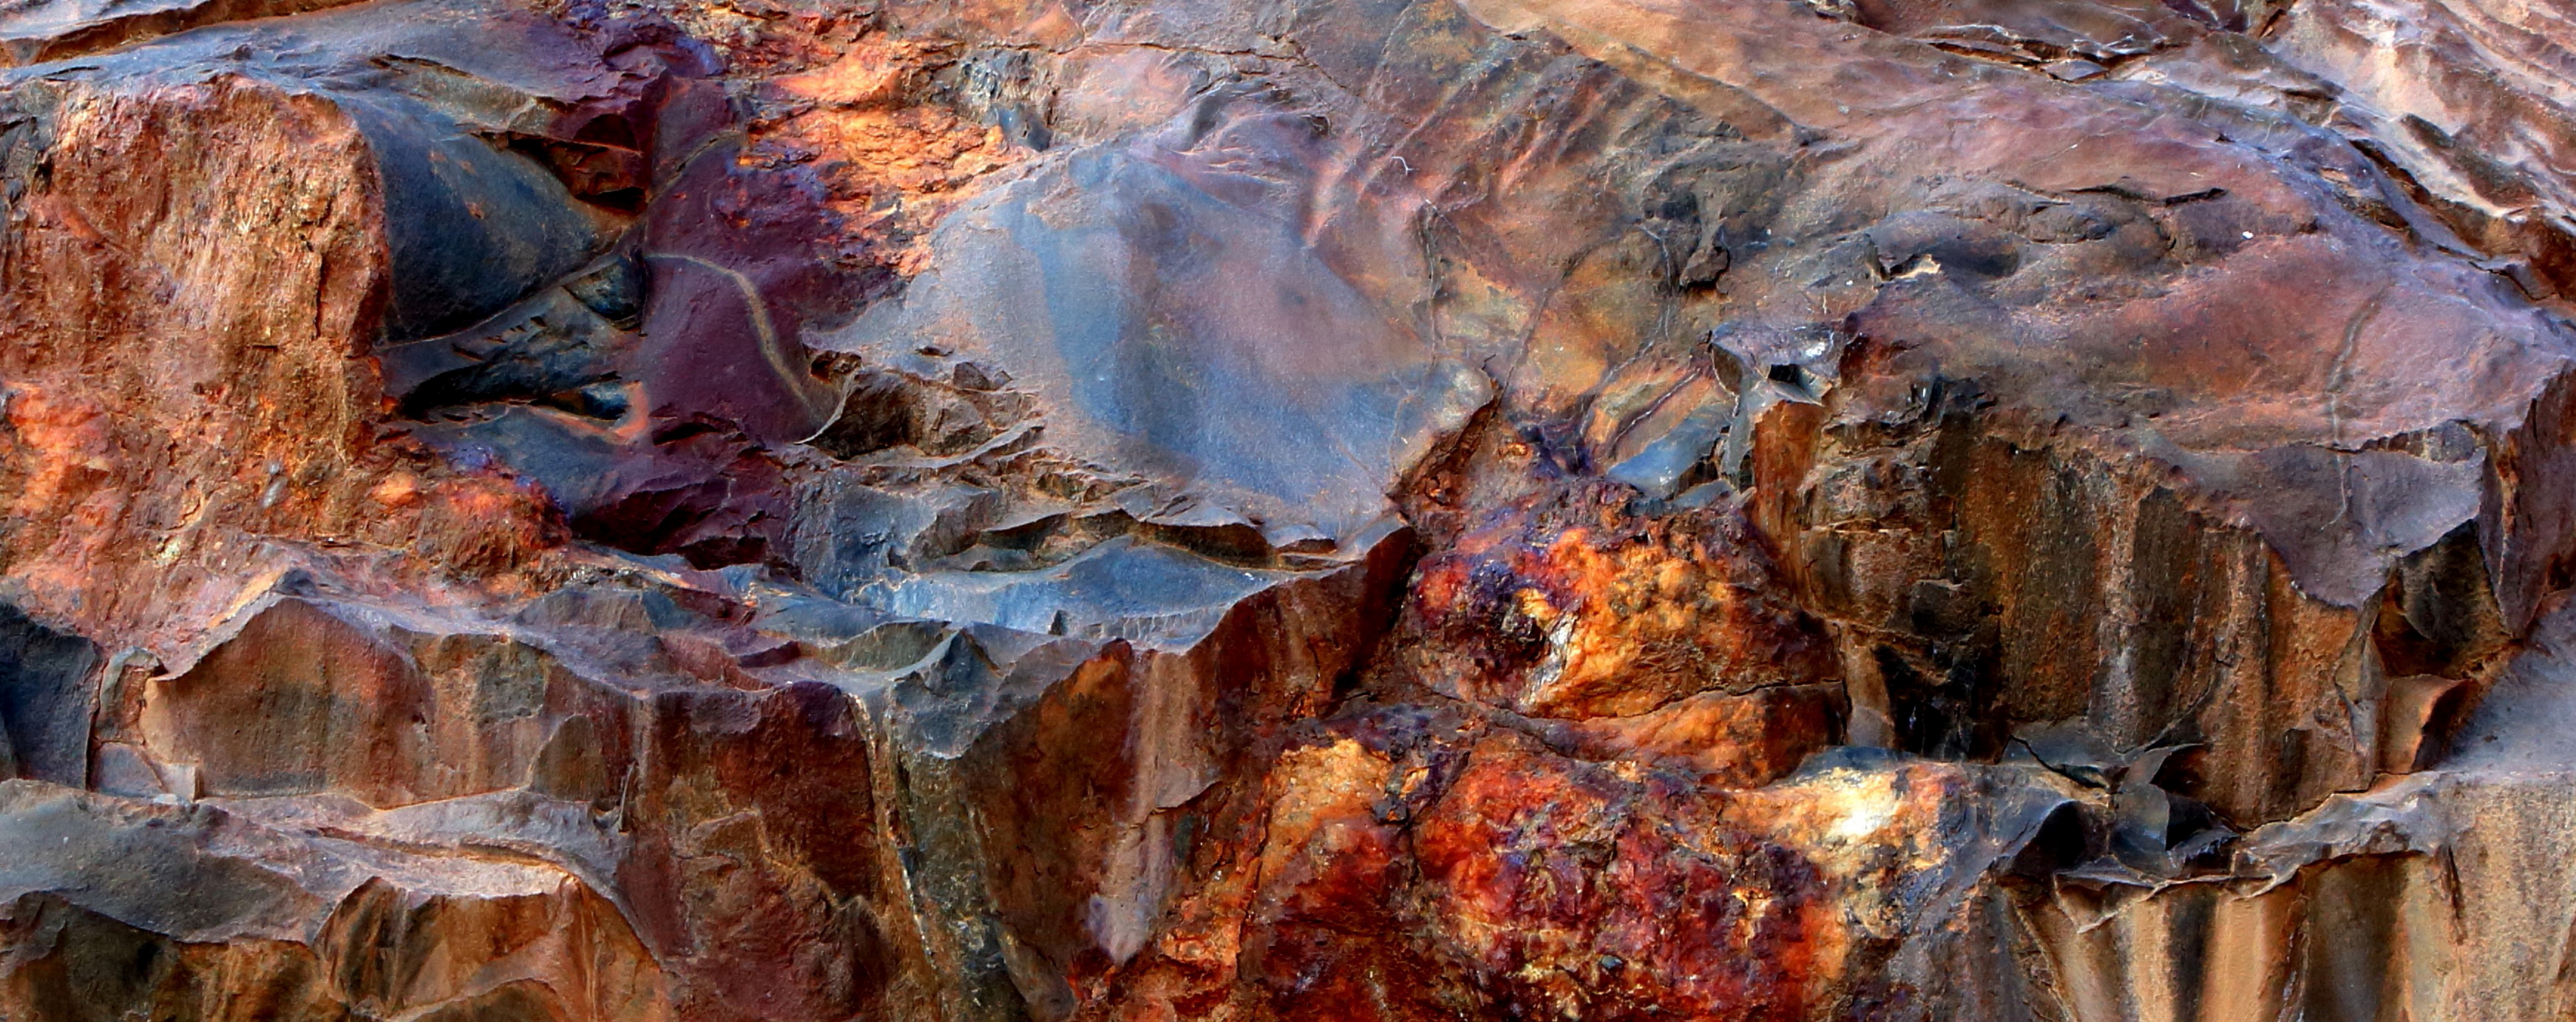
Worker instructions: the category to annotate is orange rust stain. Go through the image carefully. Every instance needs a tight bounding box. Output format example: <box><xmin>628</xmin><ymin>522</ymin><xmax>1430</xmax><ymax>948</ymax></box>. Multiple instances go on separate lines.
<box><xmin>1555</xmin><ymin>687</ymin><xmax>1840</xmax><ymax>787</ymax></box>
<box><xmin>368</xmin><ymin>472</ymin><xmax>424</xmax><ymax>508</ymax></box>
<box><xmin>1413</xmin><ymin>736</ymin><xmax>1839</xmax><ymax>1021</ymax></box>
<box><xmin>749</xmin><ymin>37</ymin><xmax>1023</xmax><ymax>276</ymax></box>
<box><xmin>1409</xmin><ymin>483</ymin><xmax>1836</xmax><ymax>720</ymax></box>
<box><xmin>0</xmin><ymin>77</ymin><xmax>577</xmax><ymax>651</ymax></box>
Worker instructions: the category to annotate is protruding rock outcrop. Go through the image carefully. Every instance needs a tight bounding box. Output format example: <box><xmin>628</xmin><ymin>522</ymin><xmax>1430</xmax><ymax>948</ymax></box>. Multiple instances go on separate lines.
<box><xmin>6</xmin><ymin>0</ymin><xmax>2576</xmax><ymax>1018</ymax></box>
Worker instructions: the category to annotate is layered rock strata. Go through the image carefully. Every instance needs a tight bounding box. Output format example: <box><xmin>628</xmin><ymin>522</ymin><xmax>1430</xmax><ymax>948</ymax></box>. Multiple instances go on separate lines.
<box><xmin>4</xmin><ymin>0</ymin><xmax>2576</xmax><ymax>1018</ymax></box>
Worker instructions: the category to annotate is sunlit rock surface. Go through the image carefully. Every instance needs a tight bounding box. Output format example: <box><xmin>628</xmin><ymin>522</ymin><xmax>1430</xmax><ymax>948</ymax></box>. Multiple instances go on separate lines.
<box><xmin>3</xmin><ymin>0</ymin><xmax>2575</xmax><ymax>1018</ymax></box>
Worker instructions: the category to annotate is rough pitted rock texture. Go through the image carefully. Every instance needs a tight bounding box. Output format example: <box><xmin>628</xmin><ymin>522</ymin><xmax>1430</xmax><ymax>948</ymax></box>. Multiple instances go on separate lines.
<box><xmin>4</xmin><ymin>0</ymin><xmax>2576</xmax><ymax>1018</ymax></box>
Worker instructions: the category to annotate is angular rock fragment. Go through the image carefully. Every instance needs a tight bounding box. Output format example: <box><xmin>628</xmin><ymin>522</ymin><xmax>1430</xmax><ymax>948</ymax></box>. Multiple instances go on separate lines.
<box><xmin>0</xmin><ymin>779</ymin><xmax>667</xmax><ymax>1021</ymax></box>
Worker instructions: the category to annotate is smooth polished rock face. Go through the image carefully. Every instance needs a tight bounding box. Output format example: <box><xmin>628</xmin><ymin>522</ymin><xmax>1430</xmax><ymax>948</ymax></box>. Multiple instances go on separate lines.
<box><xmin>3</xmin><ymin>0</ymin><xmax>2576</xmax><ymax>1018</ymax></box>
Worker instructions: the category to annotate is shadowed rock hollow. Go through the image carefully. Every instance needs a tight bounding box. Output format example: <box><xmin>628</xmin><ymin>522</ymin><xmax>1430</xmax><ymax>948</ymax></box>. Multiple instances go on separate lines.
<box><xmin>3</xmin><ymin>0</ymin><xmax>2576</xmax><ymax>1018</ymax></box>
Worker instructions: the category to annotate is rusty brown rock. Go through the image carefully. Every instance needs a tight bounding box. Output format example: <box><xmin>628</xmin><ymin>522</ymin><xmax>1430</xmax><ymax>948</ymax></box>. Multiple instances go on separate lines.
<box><xmin>1408</xmin><ymin>481</ymin><xmax>1836</xmax><ymax>722</ymax></box>
<box><xmin>6</xmin><ymin>0</ymin><xmax>2576</xmax><ymax>1018</ymax></box>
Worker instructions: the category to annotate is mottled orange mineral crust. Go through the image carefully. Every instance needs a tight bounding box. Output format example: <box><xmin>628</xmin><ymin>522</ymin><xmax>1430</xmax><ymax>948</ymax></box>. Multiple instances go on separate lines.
<box><xmin>1414</xmin><ymin>736</ymin><xmax>1840</xmax><ymax>1021</ymax></box>
<box><xmin>1241</xmin><ymin>737</ymin><xmax>1441</xmax><ymax>1021</ymax></box>
<box><xmin>1409</xmin><ymin>484</ymin><xmax>1837</xmax><ymax>720</ymax></box>
<box><xmin>751</xmin><ymin>38</ymin><xmax>1023</xmax><ymax>277</ymax></box>
<box><xmin>0</xmin><ymin>77</ymin><xmax>575</xmax><ymax>652</ymax></box>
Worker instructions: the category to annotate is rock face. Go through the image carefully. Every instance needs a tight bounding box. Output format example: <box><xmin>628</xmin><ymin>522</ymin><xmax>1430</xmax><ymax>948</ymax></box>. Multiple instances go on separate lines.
<box><xmin>3</xmin><ymin>0</ymin><xmax>2576</xmax><ymax>1017</ymax></box>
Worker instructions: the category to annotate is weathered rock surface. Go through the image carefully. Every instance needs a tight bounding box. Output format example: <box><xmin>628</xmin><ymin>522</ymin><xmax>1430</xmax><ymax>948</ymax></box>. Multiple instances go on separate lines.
<box><xmin>3</xmin><ymin>0</ymin><xmax>2575</xmax><ymax>1018</ymax></box>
